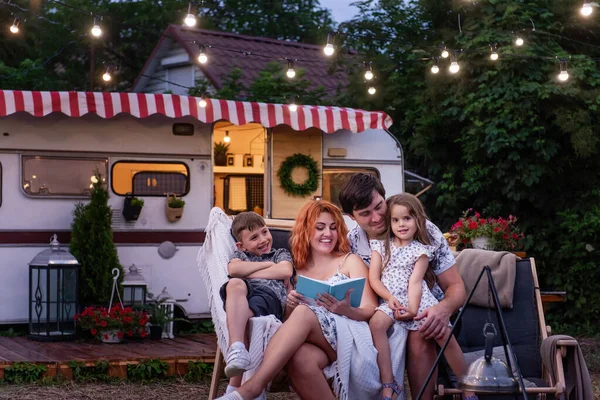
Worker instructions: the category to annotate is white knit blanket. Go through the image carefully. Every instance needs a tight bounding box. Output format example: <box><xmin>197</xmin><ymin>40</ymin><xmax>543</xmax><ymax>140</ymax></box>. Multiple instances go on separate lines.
<box><xmin>325</xmin><ymin>314</ymin><xmax>408</xmax><ymax>400</ymax></box>
<box><xmin>197</xmin><ymin>207</ymin><xmax>281</xmax><ymax>399</ymax></box>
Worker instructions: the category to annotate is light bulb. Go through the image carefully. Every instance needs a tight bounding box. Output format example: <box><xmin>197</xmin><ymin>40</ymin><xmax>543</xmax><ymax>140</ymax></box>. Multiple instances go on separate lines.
<box><xmin>223</xmin><ymin>135</ymin><xmax>231</xmax><ymax>143</ymax></box>
<box><xmin>90</xmin><ymin>175</ymin><xmax>99</xmax><ymax>183</ymax></box>
<box><xmin>199</xmin><ymin>98</ymin><xmax>207</xmax><ymax>108</ymax></box>
<box><xmin>286</xmin><ymin>68</ymin><xmax>296</xmax><ymax>78</ymax></box>
<box><xmin>9</xmin><ymin>24</ymin><xmax>19</xmax><ymax>34</ymax></box>
<box><xmin>364</xmin><ymin>70</ymin><xmax>374</xmax><ymax>80</ymax></box>
<box><xmin>558</xmin><ymin>71</ymin><xmax>569</xmax><ymax>81</ymax></box>
<box><xmin>289</xmin><ymin>103</ymin><xmax>298</xmax><ymax>112</ymax></box>
<box><xmin>431</xmin><ymin>65</ymin><xmax>440</xmax><ymax>74</ymax></box>
<box><xmin>581</xmin><ymin>2</ymin><xmax>593</xmax><ymax>16</ymax></box>
<box><xmin>102</xmin><ymin>72</ymin><xmax>111</xmax><ymax>81</ymax></box>
<box><xmin>441</xmin><ymin>49</ymin><xmax>449</xmax><ymax>58</ymax></box>
<box><xmin>91</xmin><ymin>24</ymin><xmax>102</xmax><ymax>37</ymax></box>
<box><xmin>323</xmin><ymin>43</ymin><xmax>335</xmax><ymax>56</ymax></box>
<box><xmin>198</xmin><ymin>52</ymin><xmax>208</xmax><ymax>64</ymax></box>
<box><xmin>490</xmin><ymin>52</ymin><xmax>499</xmax><ymax>61</ymax></box>
<box><xmin>368</xmin><ymin>87</ymin><xmax>376</xmax><ymax>95</ymax></box>
<box><xmin>449</xmin><ymin>61</ymin><xmax>460</xmax><ymax>74</ymax></box>
<box><xmin>515</xmin><ymin>37</ymin><xmax>524</xmax><ymax>46</ymax></box>
<box><xmin>184</xmin><ymin>13</ymin><xmax>197</xmax><ymax>26</ymax></box>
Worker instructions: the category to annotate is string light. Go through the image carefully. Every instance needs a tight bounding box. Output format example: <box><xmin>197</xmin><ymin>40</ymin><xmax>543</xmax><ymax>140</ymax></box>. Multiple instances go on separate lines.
<box><xmin>90</xmin><ymin>17</ymin><xmax>102</xmax><ymax>37</ymax></box>
<box><xmin>515</xmin><ymin>36</ymin><xmax>524</xmax><ymax>46</ymax></box>
<box><xmin>223</xmin><ymin>131</ymin><xmax>231</xmax><ymax>143</ymax></box>
<box><xmin>183</xmin><ymin>3</ymin><xmax>197</xmax><ymax>27</ymax></box>
<box><xmin>581</xmin><ymin>0</ymin><xmax>593</xmax><ymax>16</ymax></box>
<box><xmin>323</xmin><ymin>32</ymin><xmax>335</xmax><ymax>56</ymax></box>
<box><xmin>9</xmin><ymin>18</ymin><xmax>19</xmax><ymax>34</ymax></box>
<box><xmin>286</xmin><ymin>59</ymin><xmax>296</xmax><ymax>78</ymax></box>
<box><xmin>558</xmin><ymin>60</ymin><xmax>569</xmax><ymax>82</ymax></box>
<box><xmin>367</xmin><ymin>86</ymin><xmax>376</xmax><ymax>95</ymax></box>
<box><xmin>197</xmin><ymin>45</ymin><xmax>208</xmax><ymax>64</ymax></box>
<box><xmin>364</xmin><ymin>62</ymin><xmax>374</xmax><ymax>80</ymax></box>
<box><xmin>441</xmin><ymin>45</ymin><xmax>450</xmax><ymax>59</ymax></box>
<box><xmin>490</xmin><ymin>44</ymin><xmax>499</xmax><ymax>61</ymax></box>
<box><xmin>288</xmin><ymin>96</ymin><xmax>298</xmax><ymax>112</ymax></box>
<box><xmin>449</xmin><ymin>53</ymin><xmax>460</xmax><ymax>74</ymax></box>
<box><xmin>430</xmin><ymin>58</ymin><xmax>439</xmax><ymax>74</ymax></box>
<box><xmin>102</xmin><ymin>67</ymin><xmax>111</xmax><ymax>82</ymax></box>
<box><xmin>198</xmin><ymin>96</ymin><xmax>207</xmax><ymax>108</ymax></box>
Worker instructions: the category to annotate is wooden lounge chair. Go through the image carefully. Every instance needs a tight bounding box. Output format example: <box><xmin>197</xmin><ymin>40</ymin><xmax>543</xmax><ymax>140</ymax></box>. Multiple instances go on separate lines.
<box><xmin>435</xmin><ymin>257</ymin><xmax>573</xmax><ymax>399</ymax></box>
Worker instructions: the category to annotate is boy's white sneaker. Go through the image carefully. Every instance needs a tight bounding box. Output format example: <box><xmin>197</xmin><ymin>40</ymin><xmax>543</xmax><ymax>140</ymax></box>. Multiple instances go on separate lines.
<box><xmin>224</xmin><ymin>343</ymin><xmax>251</xmax><ymax>378</ymax></box>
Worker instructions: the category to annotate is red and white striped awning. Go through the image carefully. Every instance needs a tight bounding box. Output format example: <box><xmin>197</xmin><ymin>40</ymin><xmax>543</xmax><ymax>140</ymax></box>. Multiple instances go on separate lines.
<box><xmin>0</xmin><ymin>90</ymin><xmax>393</xmax><ymax>134</ymax></box>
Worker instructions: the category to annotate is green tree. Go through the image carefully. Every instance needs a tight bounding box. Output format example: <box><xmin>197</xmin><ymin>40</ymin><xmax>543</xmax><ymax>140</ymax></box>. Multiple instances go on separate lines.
<box><xmin>341</xmin><ymin>0</ymin><xmax>600</xmax><ymax>332</ymax></box>
<box><xmin>70</xmin><ymin>173</ymin><xmax>123</xmax><ymax>306</ymax></box>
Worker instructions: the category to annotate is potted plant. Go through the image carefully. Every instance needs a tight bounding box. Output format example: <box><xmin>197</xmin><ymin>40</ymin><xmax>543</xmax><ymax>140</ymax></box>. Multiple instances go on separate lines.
<box><xmin>214</xmin><ymin>141</ymin><xmax>230</xmax><ymax>166</ymax></box>
<box><xmin>143</xmin><ymin>292</ymin><xmax>174</xmax><ymax>340</ymax></box>
<box><xmin>450</xmin><ymin>209</ymin><xmax>524</xmax><ymax>251</ymax></box>
<box><xmin>165</xmin><ymin>194</ymin><xmax>185</xmax><ymax>222</ymax></box>
<box><xmin>74</xmin><ymin>305</ymin><xmax>149</xmax><ymax>343</ymax></box>
<box><xmin>122</xmin><ymin>193</ymin><xmax>144</xmax><ymax>221</ymax></box>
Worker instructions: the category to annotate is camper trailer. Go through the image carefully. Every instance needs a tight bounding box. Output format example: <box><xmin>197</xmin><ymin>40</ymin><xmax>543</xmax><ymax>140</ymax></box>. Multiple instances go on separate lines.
<box><xmin>0</xmin><ymin>90</ymin><xmax>403</xmax><ymax>324</ymax></box>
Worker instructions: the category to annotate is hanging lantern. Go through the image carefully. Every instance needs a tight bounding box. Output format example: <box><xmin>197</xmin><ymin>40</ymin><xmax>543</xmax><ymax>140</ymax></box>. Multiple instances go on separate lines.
<box><xmin>122</xmin><ymin>264</ymin><xmax>147</xmax><ymax>307</ymax></box>
<box><xmin>28</xmin><ymin>235</ymin><xmax>79</xmax><ymax>341</ymax></box>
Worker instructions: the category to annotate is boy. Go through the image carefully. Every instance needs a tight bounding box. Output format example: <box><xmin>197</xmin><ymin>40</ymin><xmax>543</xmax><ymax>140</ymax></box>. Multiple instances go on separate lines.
<box><xmin>219</xmin><ymin>211</ymin><xmax>294</xmax><ymax>393</ymax></box>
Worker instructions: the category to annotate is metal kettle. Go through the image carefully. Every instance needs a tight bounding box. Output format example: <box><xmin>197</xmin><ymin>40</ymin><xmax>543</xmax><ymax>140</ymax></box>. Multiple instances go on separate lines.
<box><xmin>459</xmin><ymin>324</ymin><xmax>519</xmax><ymax>394</ymax></box>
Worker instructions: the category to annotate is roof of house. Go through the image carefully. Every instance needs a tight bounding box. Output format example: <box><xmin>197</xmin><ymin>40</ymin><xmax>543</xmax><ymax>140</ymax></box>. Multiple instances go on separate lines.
<box><xmin>133</xmin><ymin>25</ymin><xmax>352</xmax><ymax>95</ymax></box>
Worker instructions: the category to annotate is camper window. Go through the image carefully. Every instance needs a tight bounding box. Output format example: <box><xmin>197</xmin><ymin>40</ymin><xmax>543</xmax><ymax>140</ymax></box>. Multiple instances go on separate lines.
<box><xmin>322</xmin><ymin>167</ymin><xmax>380</xmax><ymax>209</ymax></box>
<box><xmin>111</xmin><ymin>161</ymin><xmax>190</xmax><ymax>197</ymax></box>
<box><xmin>21</xmin><ymin>156</ymin><xmax>108</xmax><ymax>197</ymax></box>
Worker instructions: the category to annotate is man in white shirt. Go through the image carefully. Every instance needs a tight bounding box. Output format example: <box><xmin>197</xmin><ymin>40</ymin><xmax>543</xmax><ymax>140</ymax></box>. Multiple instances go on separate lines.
<box><xmin>340</xmin><ymin>173</ymin><xmax>466</xmax><ymax>398</ymax></box>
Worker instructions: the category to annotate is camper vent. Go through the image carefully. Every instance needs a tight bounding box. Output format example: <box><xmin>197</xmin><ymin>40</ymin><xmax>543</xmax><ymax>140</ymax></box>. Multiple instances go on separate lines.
<box><xmin>111</xmin><ymin>208</ymin><xmax>136</xmax><ymax>230</ymax></box>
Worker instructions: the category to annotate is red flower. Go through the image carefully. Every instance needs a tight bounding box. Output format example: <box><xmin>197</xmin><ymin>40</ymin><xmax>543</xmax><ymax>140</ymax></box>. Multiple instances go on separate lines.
<box><xmin>479</xmin><ymin>218</ymin><xmax>486</xmax><ymax>225</ymax></box>
<box><xmin>91</xmin><ymin>329</ymin><xmax>97</xmax><ymax>335</ymax></box>
<box><xmin>117</xmin><ymin>331</ymin><xmax>124</xmax><ymax>339</ymax></box>
<box><xmin>468</xmin><ymin>221</ymin><xmax>478</xmax><ymax>230</ymax></box>
<box><xmin>140</xmin><ymin>331</ymin><xmax>147</xmax><ymax>338</ymax></box>
<box><xmin>104</xmin><ymin>334</ymin><xmax>109</xmax><ymax>340</ymax></box>
<box><xmin>101</xmin><ymin>320</ymin><xmax>108</xmax><ymax>327</ymax></box>
<box><xmin>123</xmin><ymin>316</ymin><xmax>132</xmax><ymax>323</ymax></box>
<box><xmin>127</xmin><ymin>330</ymin><xmax>133</xmax><ymax>337</ymax></box>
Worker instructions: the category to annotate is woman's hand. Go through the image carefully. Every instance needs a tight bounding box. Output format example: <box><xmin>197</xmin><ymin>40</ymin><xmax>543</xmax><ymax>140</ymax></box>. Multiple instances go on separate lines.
<box><xmin>286</xmin><ymin>290</ymin><xmax>306</xmax><ymax>311</ymax></box>
<box><xmin>317</xmin><ymin>290</ymin><xmax>353</xmax><ymax>317</ymax></box>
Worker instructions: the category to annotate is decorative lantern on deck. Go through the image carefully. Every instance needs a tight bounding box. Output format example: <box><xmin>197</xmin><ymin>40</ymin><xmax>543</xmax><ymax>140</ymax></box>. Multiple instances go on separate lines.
<box><xmin>122</xmin><ymin>264</ymin><xmax>147</xmax><ymax>307</ymax></box>
<box><xmin>158</xmin><ymin>287</ymin><xmax>176</xmax><ymax>339</ymax></box>
<box><xmin>28</xmin><ymin>235</ymin><xmax>79</xmax><ymax>341</ymax></box>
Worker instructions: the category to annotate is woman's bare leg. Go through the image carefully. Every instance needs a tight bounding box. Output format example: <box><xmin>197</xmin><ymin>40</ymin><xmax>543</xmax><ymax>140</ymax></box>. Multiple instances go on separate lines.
<box><xmin>286</xmin><ymin>343</ymin><xmax>335</xmax><ymax>400</ymax></box>
<box><xmin>370</xmin><ymin>311</ymin><xmax>396</xmax><ymax>398</ymax></box>
<box><xmin>236</xmin><ymin>305</ymin><xmax>335</xmax><ymax>399</ymax></box>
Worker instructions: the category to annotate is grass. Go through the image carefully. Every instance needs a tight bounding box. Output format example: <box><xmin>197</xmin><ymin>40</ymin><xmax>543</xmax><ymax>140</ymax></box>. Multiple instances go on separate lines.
<box><xmin>0</xmin><ymin>338</ymin><xmax>598</xmax><ymax>399</ymax></box>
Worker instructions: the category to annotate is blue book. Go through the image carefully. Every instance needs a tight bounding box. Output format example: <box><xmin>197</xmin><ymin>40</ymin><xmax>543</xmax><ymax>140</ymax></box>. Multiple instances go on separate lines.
<box><xmin>296</xmin><ymin>275</ymin><xmax>366</xmax><ymax>308</ymax></box>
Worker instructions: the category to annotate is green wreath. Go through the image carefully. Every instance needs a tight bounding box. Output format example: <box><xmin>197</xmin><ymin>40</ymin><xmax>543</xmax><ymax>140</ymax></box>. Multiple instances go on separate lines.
<box><xmin>277</xmin><ymin>153</ymin><xmax>320</xmax><ymax>197</ymax></box>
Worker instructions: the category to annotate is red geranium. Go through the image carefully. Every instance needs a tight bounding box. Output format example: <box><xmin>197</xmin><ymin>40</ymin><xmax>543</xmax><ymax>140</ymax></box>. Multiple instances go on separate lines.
<box><xmin>450</xmin><ymin>209</ymin><xmax>524</xmax><ymax>250</ymax></box>
<box><xmin>74</xmin><ymin>304</ymin><xmax>149</xmax><ymax>340</ymax></box>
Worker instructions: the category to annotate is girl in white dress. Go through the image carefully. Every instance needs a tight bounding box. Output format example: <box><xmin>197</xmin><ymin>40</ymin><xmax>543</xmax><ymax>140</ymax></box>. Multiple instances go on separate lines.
<box><xmin>369</xmin><ymin>193</ymin><xmax>477</xmax><ymax>400</ymax></box>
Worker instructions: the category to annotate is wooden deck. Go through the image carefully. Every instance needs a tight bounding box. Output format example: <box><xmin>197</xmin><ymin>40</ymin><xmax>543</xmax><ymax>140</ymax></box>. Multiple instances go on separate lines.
<box><xmin>0</xmin><ymin>333</ymin><xmax>217</xmax><ymax>379</ymax></box>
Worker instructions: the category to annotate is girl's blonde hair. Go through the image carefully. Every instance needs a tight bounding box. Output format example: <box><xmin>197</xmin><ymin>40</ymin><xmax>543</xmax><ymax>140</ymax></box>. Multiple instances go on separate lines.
<box><xmin>382</xmin><ymin>193</ymin><xmax>436</xmax><ymax>288</ymax></box>
<box><xmin>290</xmin><ymin>200</ymin><xmax>350</xmax><ymax>270</ymax></box>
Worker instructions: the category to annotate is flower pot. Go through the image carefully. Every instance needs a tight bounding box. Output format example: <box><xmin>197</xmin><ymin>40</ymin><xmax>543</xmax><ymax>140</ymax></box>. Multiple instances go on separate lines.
<box><xmin>122</xmin><ymin>193</ymin><xmax>143</xmax><ymax>221</ymax></box>
<box><xmin>215</xmin><ymin>154</ymin><xmax>227</xmax><ymax>166</ymax></box>
<box><xmin>150</xmin><ymin>325</ymin><xmax>163</xmax><ymax>340</ymax></box>
<box><xmin>471</xmin><ymin>237</ymin><xmax>491</xmax><ymax>250</ymax></box>
<box><xmin>101</xmin><ymin>329</ymin><xmax>122</xmax><ymax>344</ymax></box>
<box><xmin>165</xmin><ymin>194</ymin><xmax>184</xmax><ymax>222</ymax></box>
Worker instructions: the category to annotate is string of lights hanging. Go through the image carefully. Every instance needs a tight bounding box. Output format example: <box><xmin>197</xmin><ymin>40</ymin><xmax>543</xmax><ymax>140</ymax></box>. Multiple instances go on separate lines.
<box><xmin>1</xmin><ymin>0</ymin><xmax>598</xmax><ymax>96</ymax></box>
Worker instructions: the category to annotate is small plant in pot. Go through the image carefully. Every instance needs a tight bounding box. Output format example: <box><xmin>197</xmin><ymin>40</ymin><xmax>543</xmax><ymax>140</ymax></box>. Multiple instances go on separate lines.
<box><xmin>143</xmin><ymin>292</ymin><xmax>173</xmax><ymax>340</ymax></box>
<box><xmin>166</xmin><ymin>194</ymin><xmax>185</xmax><ymax>222</ymax></box>
<box><xmin>214</xmin><ymin>141</ymin><xmax>230</xmax><ymax>167</ymax></box>
<box><xmin>123</xmin><ymin>193</ymin><xmax>144</xmax><ymax>221</ymax></box>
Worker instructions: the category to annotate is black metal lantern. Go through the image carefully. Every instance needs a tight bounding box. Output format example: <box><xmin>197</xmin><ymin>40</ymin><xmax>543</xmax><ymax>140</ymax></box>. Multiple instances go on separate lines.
<box><xmin>28</xmin><ymin>234</ymin><xmax>79</xmax><ymax>341</ymax></box>
<box><xmin>122</xmin><ymin>264</ymin><xmax>147</xmax><ymax>307</ymax></box>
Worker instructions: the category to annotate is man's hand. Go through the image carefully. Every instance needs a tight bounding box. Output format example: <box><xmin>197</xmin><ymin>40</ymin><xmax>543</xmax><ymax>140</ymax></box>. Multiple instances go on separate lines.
<box><xmin>413</xmin><ymin>303</ymin><xmax>451</xmax><ymax>340</ymax></box>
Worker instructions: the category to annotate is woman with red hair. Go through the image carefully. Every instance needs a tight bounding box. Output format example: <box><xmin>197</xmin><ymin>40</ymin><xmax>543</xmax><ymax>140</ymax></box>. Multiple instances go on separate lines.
<box><xmin>218</xmin><ymin>200</ymin><xmax>379</xmax><ymax>400</ymax></box>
